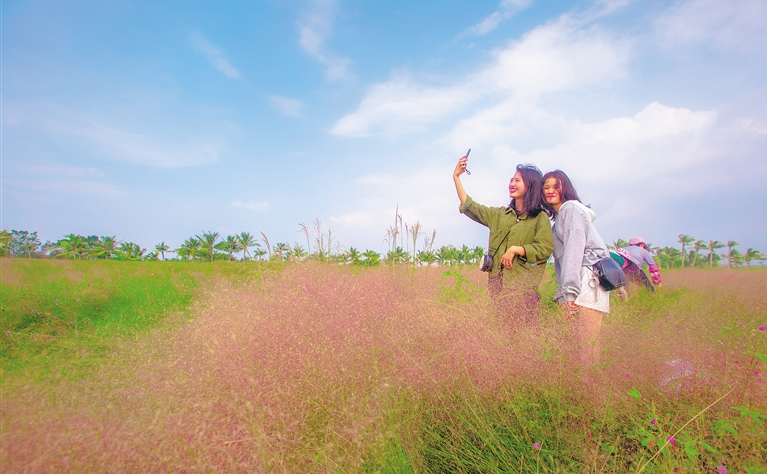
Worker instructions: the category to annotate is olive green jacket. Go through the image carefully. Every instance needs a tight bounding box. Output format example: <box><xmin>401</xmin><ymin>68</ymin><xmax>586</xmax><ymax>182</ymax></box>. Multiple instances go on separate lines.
<box><xmin>460</xmin><ymin>195</ymin><xmax>554</xmax><ymax>289</ymax></box>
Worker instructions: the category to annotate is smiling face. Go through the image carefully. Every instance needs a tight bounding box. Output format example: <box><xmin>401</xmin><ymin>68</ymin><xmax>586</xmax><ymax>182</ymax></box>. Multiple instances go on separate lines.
<box><xmin>508</xmin><ymin>171</ymin><xmax>527</xmax><ymax>201</ymax></box>
<box><xmin>543</xmin><ymin>177</ymin><xmax>562</xmax><ymax>206</ymax></box>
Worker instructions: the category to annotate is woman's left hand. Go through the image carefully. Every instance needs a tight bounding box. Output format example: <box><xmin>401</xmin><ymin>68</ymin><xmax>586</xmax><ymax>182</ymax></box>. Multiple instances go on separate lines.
<box><xmin>501</xmin><ymin>246</ymin><xmax>525</xmax><ymax>269</ymax></box>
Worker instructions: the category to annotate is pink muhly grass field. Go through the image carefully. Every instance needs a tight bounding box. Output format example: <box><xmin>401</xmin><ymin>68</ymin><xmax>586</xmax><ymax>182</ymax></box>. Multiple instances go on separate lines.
<box><xmin>2</xmin><ymin>265</ymin><xmax>765</xmax><ymax>472</ymax></box>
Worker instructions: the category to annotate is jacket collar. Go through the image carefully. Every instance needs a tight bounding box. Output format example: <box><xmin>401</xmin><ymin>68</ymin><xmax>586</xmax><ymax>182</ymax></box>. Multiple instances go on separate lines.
<box><xmin>506</xmin><ymin>205</ymin><xmax>528</xmax><ymax>219</ymax></box>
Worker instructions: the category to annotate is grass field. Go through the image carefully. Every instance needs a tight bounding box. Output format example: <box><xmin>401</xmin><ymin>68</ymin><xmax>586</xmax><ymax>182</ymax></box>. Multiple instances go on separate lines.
<box><xmin>1</xmin><ymin>259</ymin><xmax>766</xmax><ymax>473</ymax></box>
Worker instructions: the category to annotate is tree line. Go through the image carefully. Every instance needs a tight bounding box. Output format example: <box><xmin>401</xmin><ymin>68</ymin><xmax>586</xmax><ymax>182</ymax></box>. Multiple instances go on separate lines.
<box><xmin>611</xmin><ymin>235</ymin><xmax>766</xmax><ymax>269</ymax></box>
<box><xmin>0</xmin><ymin>218</ymin><xmax>480</xmax><ymax>267</ymax></box>
<box><xmin>1</xmin><ymin>226</ymin><xmax>764</xmax><ymax>268</ymax></box>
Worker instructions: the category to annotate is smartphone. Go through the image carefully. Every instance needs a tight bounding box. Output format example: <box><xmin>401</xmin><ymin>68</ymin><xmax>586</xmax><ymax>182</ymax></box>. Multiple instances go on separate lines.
<box><xmin>464</xmin><ymin>148</ymin><xmax>471</xmax><ymax>175</ymax></box>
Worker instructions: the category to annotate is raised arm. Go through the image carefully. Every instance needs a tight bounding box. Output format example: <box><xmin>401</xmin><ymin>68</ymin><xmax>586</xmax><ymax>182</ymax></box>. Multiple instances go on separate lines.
<box><xmin>453</xmin><ymin>155</ymin><xmax>469</xmax><ymax>205</ymax></box>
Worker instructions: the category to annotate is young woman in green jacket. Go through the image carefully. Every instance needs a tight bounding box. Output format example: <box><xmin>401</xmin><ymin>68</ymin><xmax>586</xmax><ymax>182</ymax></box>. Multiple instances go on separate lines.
<box><xmin>453</xmin><ymin>154</ymin><xmax>554</xmax><ymax>323</ymax></box>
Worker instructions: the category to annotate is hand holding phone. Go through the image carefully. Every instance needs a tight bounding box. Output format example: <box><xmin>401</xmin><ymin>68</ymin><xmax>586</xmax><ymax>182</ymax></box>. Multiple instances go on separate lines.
<box><xmin>464</xmin><ymin>148</ymin><xmax>471</xmax><ymax>175</ymax></box>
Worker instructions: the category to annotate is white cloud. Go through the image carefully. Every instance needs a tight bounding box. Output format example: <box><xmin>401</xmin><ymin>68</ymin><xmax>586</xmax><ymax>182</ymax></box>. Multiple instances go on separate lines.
<box><xmin>297</xmin><ymin>0</ymin><xmax>352</xmax><ymax>81</ymax></box>
<box><xmin>189</xmin><ymin>32</ymin><xmax>242</xmax><ymax>78</ymax></box>
<box><xmin>333</xmin><ymin>16</ymin><xmax>628</xmax><ymax>137</ymax></box>
<box><xmin>267</xmin><ymin>95</ymin><xmax>305</xmax><ymax>117</ymax></box>
<box><xmin>231</xmin><ymin>200</ymin><xmax>270</xmax><ymax>211</ymax></box>
<box><xmin>573</xmin><ymin>102</ymin><xmax>716</xmax><ymax>145</ymax></box>
<box><xmin>331</xmin><ymin>77</ymin><xmax>478</xmax><ymax>137</ymax></box>
<box><xmin>737</xmin><ymin>118</ymin><xmax>767</xmax><ymax>135</ymax></box>
<box><xmin>465</xmin><ymin>0</ymin><xmax>533</xmax><ymax>36</ymax></box>
<box><xmin>656</xmin><ymin>0</ymin><xmax>767</xmax><ymax>51</ymax></box>
<box><xmin>483</xmin><ymin>101</ymin><xmax>719</xmax><ymax>193</ymax></box>
<box><xmin>480</xmin><ymin>21</ymin><xmax>629</xmax><ymax>96</ymax></box>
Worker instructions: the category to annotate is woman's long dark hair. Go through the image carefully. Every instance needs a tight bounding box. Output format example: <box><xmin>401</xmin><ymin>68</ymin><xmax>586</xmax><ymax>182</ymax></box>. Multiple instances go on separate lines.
<box><xmin>542</xmin><ymin>169</ymin><xmax>582</xmax><ymax>215</ymax></box>
<box><xmin>510</xmin><ymin>163</ymin><xmax>546</xmax><ymax>218</ymax></box>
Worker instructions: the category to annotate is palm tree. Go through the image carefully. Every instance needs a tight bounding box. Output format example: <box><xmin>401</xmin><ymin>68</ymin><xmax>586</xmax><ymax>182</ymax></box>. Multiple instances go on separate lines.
<box><xmin>436</xmin><ymin>245</ymin><xmax>453</xmax><ymax>266</ymax></box>
<box><xmin>611</xmin><ymin>239</ymin><xmax>629</xmax><ymax>249</ymax></box>
<box><xmin>666</xmin><ymin>247</ymin><xmax>682</xmax><ymax>269</ymax></box>
<box><xmin>253</xmin><ymin>247</ymin><xmax>267</xmax><ymax>261</ymax></box>
<box><xmin>154</xmin><ymin>241</ymin><xmax>171</xmax><ymax>260</ymax></box>
<box><xmin>292</xmin><ymin>243</ymin><xmax>307</xmax><ymax>260</ymax></box>
<box><xmin>273</xmin><ymin>242</ymin><xmax>290</xmax><ymax>261</ymax></box>
<box><xmin>677</xmin><ymin>234</ymin><xmax>694</xmax><ymax>268</ymax></box>
<box><xmin>176</xmin><ymin>237</ymin><xmax>201</xmax><ymax>261</ymax></box>
<box><xmin>394</xmin><ymin>246</ymin><xmax>409</xmax><ymax>264</ymax></box>
<box><xmin>215</xmin><ymin>235</ymin><xmax>239</xmax><ymax>261</ymax></box>
<box><xmin>472</xmin><ymin>246</ymin><xmax>484</xmax><ymax>265</ymax></box>
<box><xmin>117</xmin><ymin>242</ymin><xmax>146</xmax><ymax>261</ymax></box>
<box><xmin>236</xmin><ymin>232</ymin><xmax>257</xmax><ymax>261</ymax></box>
<box><xmin>84</xmin><ymin>235</ymin><xmax>102</xmax><ymax>258</ymax></box>
<box><xmin>744</xmin><ymin>248</ymin><xmax>766</xmax><ymax>267</ymax></box>
<box><xmin>707</xmin><ymin>240</ymin><xmax>725</xmax><ymax>268</ymax></box>
<box><xmin>459</xmin><ymin>244</ymin><xmax>473</xmax><ymax>266</ymax></box>
<box><xmin>729</xmin><ymin>249</ymin><xmax>744</xmax><ymax>267</ymax></box>
<box><xmin>417</xmin><ymin>250</ymin><xmax>437</xmax><ymax>267</ymax></box>
<box><xmin>196</xmin><ymin>231</ymin><xmax>220</xmax><ymax>262</ymax></box>
<box><xmin>57</xmin><ymin>234</ymin><xmax>87</xmax><ymax>259</ymax></box>
<box><xmin>346</xmin><ymin>247</ymin><xmax>362</xmax><ymax>265</ymax></box>
<box><xmin>653</xmin><ymin>247</ymin><xmax>667</xmax><ymax>269</ymax></box>
<box><xmin>100</xmin><ymin>236</ymin><xmax>119</xmax><ymax>259</ymax></box>
<box><xmin>725</xmin><ymin>240</ymin><xmax>739</xmax><ymax>268</ymax></box>
<box><xmin>691</xmin><ymin>240</ymin><xmax>707</xmax><ymax>267</ymax></box>
<box><xmin>361</xmin><ymin>249</ymin><xmax>380</xmax><ymax>266</ymax></box>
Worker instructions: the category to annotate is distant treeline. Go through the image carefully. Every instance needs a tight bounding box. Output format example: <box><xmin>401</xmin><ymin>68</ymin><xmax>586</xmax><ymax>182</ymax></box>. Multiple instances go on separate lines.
<box><xmin>1</xmin><ymin>227</ymin><xmax>764</xmax><ymax>269</ymax></box>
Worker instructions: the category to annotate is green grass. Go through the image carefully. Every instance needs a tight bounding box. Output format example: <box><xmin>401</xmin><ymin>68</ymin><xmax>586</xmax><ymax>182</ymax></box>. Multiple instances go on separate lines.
<box><xmin>0</xmin><ymin>258</ymin><xmax>274</xmax><ymax>378</ymax></box>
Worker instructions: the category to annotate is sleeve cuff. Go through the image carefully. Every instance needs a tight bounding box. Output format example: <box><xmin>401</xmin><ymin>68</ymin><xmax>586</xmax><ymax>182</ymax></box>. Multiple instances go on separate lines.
<box><xmin>459</xmin><ymin>195</ymin><xmax>474</xmax><ymax>213</ymax></box>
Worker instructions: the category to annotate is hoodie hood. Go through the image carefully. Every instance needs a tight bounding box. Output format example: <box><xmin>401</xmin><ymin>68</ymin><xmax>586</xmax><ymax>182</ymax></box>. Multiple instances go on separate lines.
<box><xmin>565</xmin><ymin>200</ymin><xmax>596</xmax><ymax>223</ymax></box>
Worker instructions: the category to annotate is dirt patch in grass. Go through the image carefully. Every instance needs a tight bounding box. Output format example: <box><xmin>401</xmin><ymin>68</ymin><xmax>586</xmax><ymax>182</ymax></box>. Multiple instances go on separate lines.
<box><xmin>0</xmin><ymin>258</ymin><xmax>21</xmax><ymax>287</ymax></box>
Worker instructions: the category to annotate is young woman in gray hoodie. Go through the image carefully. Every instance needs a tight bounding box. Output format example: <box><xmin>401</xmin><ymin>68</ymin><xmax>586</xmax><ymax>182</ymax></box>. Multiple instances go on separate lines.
<box><xmin>542</xmin><ymin>170</ymin><xmax>610</xmax><ymax>367</ymax></box>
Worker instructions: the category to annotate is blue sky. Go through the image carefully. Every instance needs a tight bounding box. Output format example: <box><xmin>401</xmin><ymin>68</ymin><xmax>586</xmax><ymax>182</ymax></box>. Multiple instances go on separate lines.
<box><xmin>3</xmin><ymin>0</ymin><xmax>767</xmax><ymax>255</ymax></box>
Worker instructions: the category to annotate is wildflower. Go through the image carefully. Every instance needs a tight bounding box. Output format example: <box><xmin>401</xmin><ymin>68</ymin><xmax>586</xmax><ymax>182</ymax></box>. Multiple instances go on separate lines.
<box><xmin>759</xmin><ymin>325</ymin><xmax>766</xmax><ymax>332</ymax></box>
<box><xmin>717</xmin><ymin>466</ymin><xmax>728</xmax><ymax>474</ymax></box>
<box><xmin>756</xmin><ymin>371</ymin><xmax>762</xmax><ymax>376</ymax></box>
<box><xmin>650</xmin><ymin>418</ymin><xmax>657</xmax><ymax>425</ymax></box>
<box><xmin>666</xmin><ymin>436</ymin><xmax>676</xmax><ymax>446</ymax></box>
<box><xmin>533</xmin><ymin>442</ymin><xmax>541</xmax><ymax>451</ymax></box>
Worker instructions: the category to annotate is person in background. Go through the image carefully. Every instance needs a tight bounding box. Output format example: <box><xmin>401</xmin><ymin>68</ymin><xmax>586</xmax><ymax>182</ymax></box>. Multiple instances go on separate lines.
<box><xmin>609</xmin><ymin>251</ymin><xmax>630</xmax><ymax>301</ymax></box>
<box><xmin>542</xmin><ymin>170</ymin><xmax>610</xmax><ymax>368</ymax></box>
<box><xmin>614</xmin><ymin>237</ymin><xmax>662</xmax><ymax>292</ymax></box>
<box><xmin>453</xmin><ymin>154</ymin><xmax>553</xmax><ymax>324</ymax></box>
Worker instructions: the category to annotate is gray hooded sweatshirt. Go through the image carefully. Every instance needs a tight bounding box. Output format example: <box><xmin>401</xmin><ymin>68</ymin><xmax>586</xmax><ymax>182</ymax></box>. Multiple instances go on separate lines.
<box><xmin>552</xmin><ymin>200</ymin><xmax>609</xmax><ymax>303</ymax></box>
